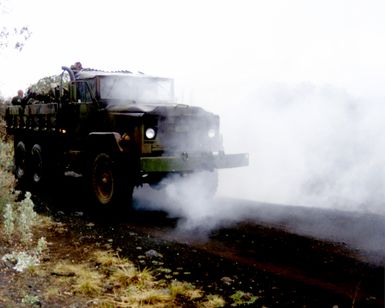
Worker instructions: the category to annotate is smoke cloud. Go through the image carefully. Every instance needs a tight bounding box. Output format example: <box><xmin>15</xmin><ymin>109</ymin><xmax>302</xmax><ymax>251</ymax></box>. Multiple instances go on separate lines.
<box><xmin>134</xmin><ymin>171</ymin><xmax>220</xmax><ymax>234</ymax></box>
<box><xmin>218</xmin><ymin>82</ymin><xmax>385</xmax><ymax>215</ymax></box>
<box><xmin>134</xmin><ymin>81</ymin><xmax>385</xmax><ymax>262</ymax></box>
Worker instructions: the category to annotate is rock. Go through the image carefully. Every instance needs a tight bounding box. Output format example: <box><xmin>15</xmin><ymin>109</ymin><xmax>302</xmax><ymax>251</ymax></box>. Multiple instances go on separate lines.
<box><xmin>145</xmin><ymin>249</ymin><xmax>163</xmax><ymax>259</ymax></box>
<box><xmin>51</xmin><ymin>270</ymin><xmax>75</xmax><ymax>277</ymax></box>
<box><xmin>221</xmin><ymin>276</ymin><xmax>234</xmax><ymax>285</ymax></box>
<box><xmin>0</xmin><ymin>259</ymin><xmax>14</xmax><ymax>269</ymax></box>
<box><xmin>103</xmin><ymin>282</ymin><xmax>114</xmax><ymax>291</ymax></box>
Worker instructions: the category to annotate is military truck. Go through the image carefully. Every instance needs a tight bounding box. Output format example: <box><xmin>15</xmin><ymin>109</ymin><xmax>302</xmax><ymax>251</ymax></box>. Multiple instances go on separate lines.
<box><xmin>5</xmin><ymin>65</ymin><xmax>248</xmax><ymax>207</ymax></box>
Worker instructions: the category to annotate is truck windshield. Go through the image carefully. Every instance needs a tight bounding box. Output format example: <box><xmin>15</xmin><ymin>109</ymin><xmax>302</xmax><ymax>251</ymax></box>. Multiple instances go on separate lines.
<box><xmin>100</xmin><ymin>75</ymin><xmax>174</xmax><ymax>104</ymax></box>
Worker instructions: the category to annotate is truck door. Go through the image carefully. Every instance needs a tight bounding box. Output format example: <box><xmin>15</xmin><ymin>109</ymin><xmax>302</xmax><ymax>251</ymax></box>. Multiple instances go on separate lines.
<box><xmin>58</xmin><ymin>68</ymin><xmax>96</xmax><ymax>149</ymax></box>
<box><xmin>76</xmin><ymin>79</ymin><xmax>98</xmax><ymax>135</ymax></box>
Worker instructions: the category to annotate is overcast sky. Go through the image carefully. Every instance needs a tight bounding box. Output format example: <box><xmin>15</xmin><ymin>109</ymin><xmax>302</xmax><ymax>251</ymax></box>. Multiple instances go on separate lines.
<box><xmin>1</xmin><ymin>0</ymin><xmax>385</xmax><ymax>99</ymax></box>
<box><xmin>1</xmin><ymin>0</ymin><xmax>385</xmax><ymax>212</ymax></box>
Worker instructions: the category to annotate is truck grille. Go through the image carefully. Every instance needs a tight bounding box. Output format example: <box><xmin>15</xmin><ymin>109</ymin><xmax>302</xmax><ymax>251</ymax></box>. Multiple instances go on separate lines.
<box><xmin>157</xmin><ymin>115</ymin><xmax>220</xmax><ymax>153</ymax></box>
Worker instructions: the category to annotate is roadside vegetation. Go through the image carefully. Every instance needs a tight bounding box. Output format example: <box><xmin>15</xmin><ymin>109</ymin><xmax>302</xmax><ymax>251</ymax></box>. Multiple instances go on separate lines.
<box><xmin>0</xmin><ymin>136</ymin><xmax>256</xmax><ymax>307</ymax></box>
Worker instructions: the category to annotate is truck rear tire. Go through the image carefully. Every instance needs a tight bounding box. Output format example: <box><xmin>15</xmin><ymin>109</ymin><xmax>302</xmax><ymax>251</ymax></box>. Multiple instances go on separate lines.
<box><xmin>30</xmin><ymin>144</ymin><xmax>43</xmax><ymax>185</ymax></box>
<box><xmin>14</xmin><ymin>141</ymin><xmax>27</xmax><ymax>183</ymax></box>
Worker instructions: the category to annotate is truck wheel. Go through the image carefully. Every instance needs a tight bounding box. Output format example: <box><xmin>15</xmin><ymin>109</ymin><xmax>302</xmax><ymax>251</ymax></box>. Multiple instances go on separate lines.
<box><xmin>91</xmin><ymin>153</ymin><xmax>115</xmax><ymax>205</ymax></box>
<box><xmin>14</xmin><ymin>141</ymin><xmax>27</xmax><ymax>182</ymax></box>
<box><xmin>90</xmin><ymin>153</ymin><xmax>134</xmax><ymax>208</ymax></box>
<box><xmin>30</xmin><ymin>144</ymin><xmax>43</xmax><ymax>185</ymax></box>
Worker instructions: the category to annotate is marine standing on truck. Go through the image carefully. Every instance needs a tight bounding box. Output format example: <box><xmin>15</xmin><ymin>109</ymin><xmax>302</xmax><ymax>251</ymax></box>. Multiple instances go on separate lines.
<box><xmin>11</xmin><ymin>90</ymin><xmax>24</xmax><ymax>106</ymax></box>
<box><xmin>70</xmin><ymin>62</ymin><xmax>83</xmax><ymax>78</ymax></box>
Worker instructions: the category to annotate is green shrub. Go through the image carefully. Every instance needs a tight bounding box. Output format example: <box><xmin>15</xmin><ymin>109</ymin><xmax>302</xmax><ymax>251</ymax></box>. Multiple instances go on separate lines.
<box><xmin>3</xmin><ymin>203</ymin><xmax>15</xmax><ymax>241</ymax></box>
<box><xmin>0</xmin><ymin>137</ymin><xmax>15</xmax><ymax>211</ymax></box>
<box><xmin>0</xmin><ymin>137</ymin><xmax>13</xmax><ymax>171</ymax></box>
<box><xmin>17</xmin><ymin>192</ymin><xmax>37</xmax><ymax>244</ymax></box>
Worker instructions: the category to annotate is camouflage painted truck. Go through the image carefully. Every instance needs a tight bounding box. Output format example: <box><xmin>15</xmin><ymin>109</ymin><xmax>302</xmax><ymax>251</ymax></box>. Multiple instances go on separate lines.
<box><xmin>5</xmin><ymin>66</ymin><xmax>248</xmax><ymax>207</ymax></box>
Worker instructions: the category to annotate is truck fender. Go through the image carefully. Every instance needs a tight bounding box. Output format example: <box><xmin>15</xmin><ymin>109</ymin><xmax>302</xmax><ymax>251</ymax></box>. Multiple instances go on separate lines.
<box><xmin>87</xmin><ymin>132</ymin><xmax>141</xmax><ymax>187</ymax></box>
<box><xmin>87</xmin><ymin>132</ymin><xmax>123</xmax><ymax>154</ymax></box>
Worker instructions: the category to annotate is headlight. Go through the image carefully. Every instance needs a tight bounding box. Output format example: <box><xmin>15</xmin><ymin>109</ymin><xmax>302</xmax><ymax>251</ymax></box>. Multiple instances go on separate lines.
<box><xmin>145</xmin><ymin>128</ymin><xmax>156</xmax><ymax>139</ymax></box>
<box><xmin>208</xmin><ymin>128</ymin><xmax>216</xmax><ymax>138</ymax></box>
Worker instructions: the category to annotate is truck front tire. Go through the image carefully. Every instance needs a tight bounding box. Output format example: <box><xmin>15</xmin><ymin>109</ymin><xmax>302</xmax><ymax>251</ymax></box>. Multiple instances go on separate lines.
<box><xmin>90</xmin><ymin>152</ymin><xmax>134</xmax><ymax>208</ymax></box>
<box><xmin>91</xmin><ymin>153</ymin><xmax>115</xmax><ymax>205</ymax></box>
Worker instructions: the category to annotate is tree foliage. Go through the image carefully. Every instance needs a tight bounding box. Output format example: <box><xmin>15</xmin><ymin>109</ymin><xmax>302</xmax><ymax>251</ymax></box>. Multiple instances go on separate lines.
<box><xmin>0</xmin><ymin>26</ymin><xmax>31</xmax><ymax>51</ymax></box>
<box><xmin>0</xmin><ymin>1</ymin><xmax>32</xmax><ymax>51</ymax></box>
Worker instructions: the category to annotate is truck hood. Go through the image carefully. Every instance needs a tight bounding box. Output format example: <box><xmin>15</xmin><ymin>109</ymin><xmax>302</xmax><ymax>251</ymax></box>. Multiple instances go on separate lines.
<box><xmin>106</xmin><ymin>102</ymin><xmax>214</xmax><ymax>117</ymax></box>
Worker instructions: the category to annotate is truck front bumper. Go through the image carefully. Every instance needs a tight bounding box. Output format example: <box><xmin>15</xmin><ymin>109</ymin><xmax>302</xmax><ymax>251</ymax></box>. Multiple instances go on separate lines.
<box><xmin>140</xmin><ymin>152</ymin><xmax>249</xmax><ymax>173</ymax></box>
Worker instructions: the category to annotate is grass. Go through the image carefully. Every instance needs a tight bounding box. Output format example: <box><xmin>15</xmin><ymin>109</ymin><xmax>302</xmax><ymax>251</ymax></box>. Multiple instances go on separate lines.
<box><xmin>46</xmin><ymin>250</ymin><xmax>227</xmax><ymax>307</ymax></box>
<box><xmin>203</xmin><ymin>295</ymin><xmax>226</xmax><ymax>308</ymax></box>
<box><xmin>169</xmin><ymin>280</ymin><xmax>204</xmax><ymax>301</ymax></box>
<box><xmin>43</xmin><ymin>287</ymin><xmax>63</xmax><ymax>302</ymax></box>
<box><xmin>74</xmin><ymin>271</ymin><xmax>104</xmax><ymax>296</ymax></box>
<box><xmin>112</xmin><ymin>266</ymin><xmax>152</xmax><ymax>289</ymax></box>
<box><xmin>229</xmin><ymin>290</ymin><xmax>259</xmax><ymax>306</ymax></box>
